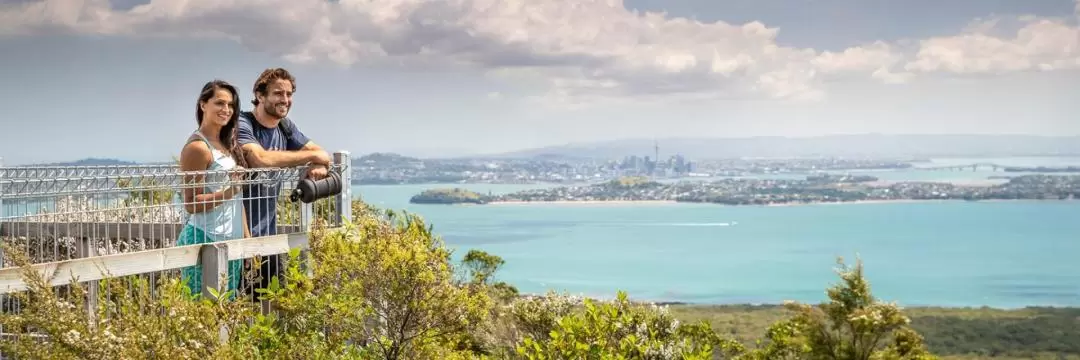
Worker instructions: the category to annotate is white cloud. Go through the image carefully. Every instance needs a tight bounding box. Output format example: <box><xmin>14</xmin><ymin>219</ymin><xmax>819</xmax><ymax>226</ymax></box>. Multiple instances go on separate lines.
<box><xmin>2</xmin><ymin>0</ymin><xmax>1078</xmax><ymax>104</ymax></box>
<box><xmin>904</xmin><ymin>16</ymin><xmax>1080</xmax><ymax>74</ymax></box>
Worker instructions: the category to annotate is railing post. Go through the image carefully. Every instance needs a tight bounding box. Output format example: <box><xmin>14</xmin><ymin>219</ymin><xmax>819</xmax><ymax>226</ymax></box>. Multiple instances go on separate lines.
<box><xmin>299</xmin><ymin>166</ymin><xmax>314</xmax><ymax>278</ymax></box>
<box><xmin>0</xmin><ymin>156</ymin><xmax>4</xmax><ymax>269</ymax></box>
<box><xmin>77</xmin><ymin>237</ymin><xmax>99</xmax><ymax>328</ymax></box>
<box><xmin>199</xmin><ymin>242</ymin><xmax>230</xmax><ymax>344</ymax></box>
<box><xmin>199</xmin><ymin>242</ymin><xmax>229</xmax><ymax>300</ymax></box>
<box><xmin>333</xmin><ymin>151</ymin><xmax>352</xmax><ymax>226</ymax></box>
<box><xmin>0</xmin><ymin>156</ymin><xmax>4</xmax><ymax>325</ymax></box>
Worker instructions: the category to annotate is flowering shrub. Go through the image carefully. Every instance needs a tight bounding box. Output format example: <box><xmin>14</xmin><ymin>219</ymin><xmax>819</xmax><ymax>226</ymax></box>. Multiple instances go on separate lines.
<box><xmin>515</xmin><ymin>291</ymin><xmax>747</xmax><ymax>359</ymax></box>
<box><xmin>743</xmin><ymin>258</ymin><xmax>937</xmax><ymax>360</ymax></box>
<box><xmin>0</xmin><ymin>249</ymin><xmax>251</xmax><ymax>359</ymax></box>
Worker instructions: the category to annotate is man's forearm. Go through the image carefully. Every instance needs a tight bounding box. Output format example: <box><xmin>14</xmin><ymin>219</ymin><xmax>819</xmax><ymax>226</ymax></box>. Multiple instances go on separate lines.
<box><xmin>248</xmin><ymin>149</ymin><xmax>328</xmax><ymax>168</ymax></box>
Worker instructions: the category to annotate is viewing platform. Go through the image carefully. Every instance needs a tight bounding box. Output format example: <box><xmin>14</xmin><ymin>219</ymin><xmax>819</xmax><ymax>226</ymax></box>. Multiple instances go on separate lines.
<box><xmin>0</xmin><ymin>151</ymin><xmax>354</xmax><ymax>354</ymax></box>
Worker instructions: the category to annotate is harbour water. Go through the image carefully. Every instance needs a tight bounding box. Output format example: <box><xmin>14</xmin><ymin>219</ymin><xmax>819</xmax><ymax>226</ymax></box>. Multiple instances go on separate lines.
<box><xmin>356</xmin><ymin>158</ymin><xmax>1080</xmax><ymax>308</ymax></box>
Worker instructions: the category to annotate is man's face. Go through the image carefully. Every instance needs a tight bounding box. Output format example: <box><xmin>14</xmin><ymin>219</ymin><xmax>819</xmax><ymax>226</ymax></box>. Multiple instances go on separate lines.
<box><xmin>259</xmin><ymin>79</ymin><xmax>293</xmax><ymax>119</ymax></box>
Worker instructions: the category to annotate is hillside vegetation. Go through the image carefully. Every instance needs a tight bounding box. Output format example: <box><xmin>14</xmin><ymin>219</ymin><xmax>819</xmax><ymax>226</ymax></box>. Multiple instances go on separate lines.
<box><xmin>410</xmin><ymin>188</ymin><xmax>491</xmax><ymax>204</ymax></box>
<box><xmin>0</xmin><ymin>200</ymin><xmax>1074</xmax><ymax>359</ymax></box>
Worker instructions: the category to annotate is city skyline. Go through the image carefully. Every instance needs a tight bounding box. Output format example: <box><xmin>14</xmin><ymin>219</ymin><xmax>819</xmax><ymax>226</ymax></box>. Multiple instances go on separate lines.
<box><xmin>1</xmin><ymin>0</ymin><xmax>1079</xmax><ymax>165</ymax></box>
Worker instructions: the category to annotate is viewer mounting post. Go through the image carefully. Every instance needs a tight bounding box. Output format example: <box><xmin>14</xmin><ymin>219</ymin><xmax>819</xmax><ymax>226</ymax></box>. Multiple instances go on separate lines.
<box><xmin>333</xmin><ymin>151</ymin><xmax>352</xmax><ymax>227</ymax></box>
<box><xmin>0</xmin><ymin>156</ymin><xmax>4</xmax><ymax>269</ymax></box>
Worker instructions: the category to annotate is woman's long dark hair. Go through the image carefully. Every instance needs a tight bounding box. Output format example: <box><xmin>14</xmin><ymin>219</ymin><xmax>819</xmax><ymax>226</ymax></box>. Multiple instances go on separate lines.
<box><xmin>196</xmin><ymin>80</ymin><xmax>248</xmax><ymax>168</ymax></box>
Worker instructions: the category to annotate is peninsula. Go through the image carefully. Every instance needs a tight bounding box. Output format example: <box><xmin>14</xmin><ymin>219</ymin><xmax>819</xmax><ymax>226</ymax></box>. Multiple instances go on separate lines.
<box><xmin>408</xmin><ymin>174</ymin><xmax>1080</xmax><ymax>206</ymax></box>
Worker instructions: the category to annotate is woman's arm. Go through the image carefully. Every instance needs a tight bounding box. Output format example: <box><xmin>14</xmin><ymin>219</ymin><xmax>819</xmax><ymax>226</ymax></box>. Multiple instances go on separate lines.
<box><xmin>180</xmin><ymin>140</ymin><xmax>241</xmax><ymax>214</ymax></box>
<box><xmin>242</xmin><ymin>205</ymin><xmax>251</xmax><ymax>238</ymax></box>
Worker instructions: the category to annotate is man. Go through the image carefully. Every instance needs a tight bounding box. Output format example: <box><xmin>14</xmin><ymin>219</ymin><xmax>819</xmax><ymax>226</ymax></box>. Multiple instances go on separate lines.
<box><xmin>235</xmin><ymin>67</ymin><xmax>331</xmax><ymax>301</ymax></box>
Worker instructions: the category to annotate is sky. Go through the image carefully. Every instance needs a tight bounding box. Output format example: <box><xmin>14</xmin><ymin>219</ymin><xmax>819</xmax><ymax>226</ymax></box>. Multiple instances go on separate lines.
<box><xmin>0</xmin><ymin>0</ymin><xmax>1079</xmax><ymax>164</ymax></box>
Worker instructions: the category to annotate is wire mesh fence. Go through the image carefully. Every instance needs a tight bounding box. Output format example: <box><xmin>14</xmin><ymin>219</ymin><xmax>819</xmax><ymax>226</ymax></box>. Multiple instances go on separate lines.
<box><xmin>0</xmin><ymin>152</ymin><xmax>351</xmax><ymax>356</ymax></box>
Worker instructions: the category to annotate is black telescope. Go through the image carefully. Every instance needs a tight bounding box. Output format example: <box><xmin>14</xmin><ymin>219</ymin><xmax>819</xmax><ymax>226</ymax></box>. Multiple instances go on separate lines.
<box><xmin>289</xmin><ymin>171</ymin><xmax>343</xmax><ymax>203</ymax></box>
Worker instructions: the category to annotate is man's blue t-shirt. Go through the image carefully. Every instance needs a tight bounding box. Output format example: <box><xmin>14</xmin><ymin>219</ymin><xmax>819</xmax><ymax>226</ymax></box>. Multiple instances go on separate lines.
<box><xmin>236</xmin><ymin>111</ymin><xmax>311</xmax><ymax>237</ymax></box>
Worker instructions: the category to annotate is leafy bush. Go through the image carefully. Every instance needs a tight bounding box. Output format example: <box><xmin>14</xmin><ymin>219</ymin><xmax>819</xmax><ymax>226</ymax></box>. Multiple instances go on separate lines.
<box><xmin>515</xmin><ymin>291</ymin><xmax>746</xmax><ymax>359</ymax></box>
<box><xmin>0</xmin><ymin>249</ymin><xmax>251</xmax><ymax>359</ymax></box>
<box><xmin>741</xmin><ymin>258</ymin><xmax>938</xmax><ymax>360</ymax></box>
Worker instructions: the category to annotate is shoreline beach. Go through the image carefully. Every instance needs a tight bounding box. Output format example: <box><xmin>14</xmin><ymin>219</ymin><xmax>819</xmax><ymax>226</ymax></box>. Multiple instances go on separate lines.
<box><xmin>464</xmin><ymin>198</ymin><xmax>1078</xmax><ymax>207</ymax></box>
<box><xmin>486</xmin><ymin>200</ymin><xmax>678</xmax><ymax>206</ymax></box>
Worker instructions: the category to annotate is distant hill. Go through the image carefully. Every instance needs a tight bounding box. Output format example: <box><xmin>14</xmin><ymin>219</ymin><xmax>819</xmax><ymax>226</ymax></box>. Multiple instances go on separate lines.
<box><xmin>33</xmin><ymin>158</ymin><xmax>141</xmax><ymax>166</ymax></box>
<box><xmin>480</xmin><ymin>134</ymin><xmax>1080</xmax><ymax>160</ymax></box>
<box><xmin>352</xmin><ymin>152</ymin><xmax>423</xmax><ymax>166</ymax></box>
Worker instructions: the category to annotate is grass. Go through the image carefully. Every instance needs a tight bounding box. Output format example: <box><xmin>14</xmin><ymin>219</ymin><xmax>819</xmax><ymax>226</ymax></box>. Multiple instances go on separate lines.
<box><xmin>668</xmin><ymin>304</ymin><xmax>1080</xmax><ymax>359</ymax></box>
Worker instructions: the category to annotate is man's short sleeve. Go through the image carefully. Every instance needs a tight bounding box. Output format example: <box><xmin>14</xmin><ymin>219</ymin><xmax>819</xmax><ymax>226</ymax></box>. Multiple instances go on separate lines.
<box><xmin>283</xmin><ymin>119</ymin><xmax>311</xmax><ymax>151</ymax></box>
<box><xmin>237</xmin><ymin>113</ymin><xmax>259</xmax><ymax>146</ymax></box>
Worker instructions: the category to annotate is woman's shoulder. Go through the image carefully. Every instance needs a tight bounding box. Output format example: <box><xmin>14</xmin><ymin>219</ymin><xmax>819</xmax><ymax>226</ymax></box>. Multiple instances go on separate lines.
<box><xmin>179</xmin><ymin>134</ymin><xmax>214</xmax><ymax>167</ymax></box>
<box><xmin>182</xmin><ymin>133</ymin><xmax>212</xmax><ymax>151</ymax></box>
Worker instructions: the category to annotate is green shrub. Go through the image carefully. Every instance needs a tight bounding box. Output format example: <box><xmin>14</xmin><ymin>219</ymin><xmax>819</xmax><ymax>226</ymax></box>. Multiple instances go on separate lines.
<box><xmin>0</xmin><ymin>248</ymin><xmax>251</xmax><ymax>359</ymax></box>
<box><xmin>515</xmin><ymin>291</ymin><xmax>746</xmax><ymax>359</ymax></box>
<box><xmin>741</xmin><ymin>258</ymin><xmax>938</xmax><ymax>360</ymax></box>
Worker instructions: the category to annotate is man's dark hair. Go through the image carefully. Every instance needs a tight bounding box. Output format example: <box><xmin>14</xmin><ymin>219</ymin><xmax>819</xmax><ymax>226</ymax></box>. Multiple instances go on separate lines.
<box><xmin>251</xmin><ymin>67</ymin><xmax>297</xmax><ymax>106</ymax></box>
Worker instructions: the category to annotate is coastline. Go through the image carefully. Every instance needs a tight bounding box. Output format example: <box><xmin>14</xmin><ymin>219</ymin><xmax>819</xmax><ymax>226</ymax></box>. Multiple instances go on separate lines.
<box><xmin>454</xmin><ymin>198</ymin><xmax>1078</xmax><ymax>207</ymax></box>
<box><xmin>486</xmin><ymin>200</ymin><xmax>678</xmax><ymax>206</ymax></box>
<box><xmin>409</xmin><ymin>174</ymin><xmax>1080</xmax><ymax>207</ymax></box>
<box><xmin>513</xmin><ymin>292</ymin><xmax>1078</xmax><ymax>310</ymax></box>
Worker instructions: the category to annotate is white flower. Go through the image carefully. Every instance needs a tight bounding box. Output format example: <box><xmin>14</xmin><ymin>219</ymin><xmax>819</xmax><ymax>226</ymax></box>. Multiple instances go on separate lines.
<box><xmin>63</xmin><ymin>329</ymin><xmax>81</xmax><ymax>344</ymax></box>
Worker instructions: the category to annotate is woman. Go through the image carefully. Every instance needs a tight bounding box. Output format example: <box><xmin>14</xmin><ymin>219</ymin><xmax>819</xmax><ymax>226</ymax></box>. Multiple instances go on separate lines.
<box><xmin>177</xmin><ymin>79</ymin><xmax>250</xmax><ymax>298</ymax></box>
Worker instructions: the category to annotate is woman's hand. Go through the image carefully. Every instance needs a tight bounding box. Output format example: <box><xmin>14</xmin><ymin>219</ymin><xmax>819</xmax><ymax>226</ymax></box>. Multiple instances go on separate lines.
<box><xmin>231</xmin><ymin>166</ymin><xmax>247</xmax><ymax>182</ymax></box>
<box><xmin>223</xmin><ymin>166</ymin><xmax>247</xmax><ymax>198</ymax></box>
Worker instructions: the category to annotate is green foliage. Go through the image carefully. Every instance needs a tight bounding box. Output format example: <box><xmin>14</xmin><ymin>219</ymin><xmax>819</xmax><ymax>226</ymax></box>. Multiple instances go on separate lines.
<box><xmin>225</xmin><ymin>248</ymin><xmax>370</xmax><ymax>359</ymax></box>
<box><xmin>315</xmin><ymin>210</ymin><xmax>491</xmax><ymax>359</ymax></box>
<box><xmin>669</xmin><ymin>304</ymin><xmax>1080</xmax><ymax>360</ymax></box>
<box><xmin>224</xmin><ymin>208</ymin><xmax>494</xmax><ymax>359</ymax></box>
<box><xmin>910</xmin><ymin>307</ymin><xmax>1080</xmax><ymax>358</ymax></box>
<box><xmin>742</xmin><ymin>257</ymin><xmax>937</xmax><ymax>360</ymax></box>
<box><xmin>0</xmin><ymin>246</ymin><xmax>252</xmax><ymax>359</ymax></box>
<box><xmin>275</xmin><ymin>196</ymin><xmax>337</xmax><ymax>228</ymax></box>
<box><xmin>506</xmin><ymin>291</ymin><xmax>578</xmax><ymax>344</ymax></box>
<box><xmin>410</xmin><ymin>188</ymin><xmax>491</xmax><ymax>204</ymax></box>
<box><xmin>116</xmin><ymin>177</ymin><xmax>175</xmax><ymax>206</ymax></box>
<box><xmin>515</xmin><ymin>291</ymin><xmax>746</xmax><ymax>359</ymax></box>
<box><xmin>462</xmin><ymin>249</ymin><xmax>506</xmax><ymax>286</ymax></box>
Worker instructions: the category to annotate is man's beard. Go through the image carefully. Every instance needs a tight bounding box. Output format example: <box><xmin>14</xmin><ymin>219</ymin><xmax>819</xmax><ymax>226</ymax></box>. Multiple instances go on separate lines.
<box><xmin>265</xmin><ymin>102</ymin><xmax>289</xmax><ymax>119</ymax></box>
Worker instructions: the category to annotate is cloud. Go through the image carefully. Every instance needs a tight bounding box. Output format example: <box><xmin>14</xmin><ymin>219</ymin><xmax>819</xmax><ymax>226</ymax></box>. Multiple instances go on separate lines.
<box><xmin>904</xmin><ymin>16</ymin><xmax>1080</xmax><ymax>74</ymax></box>
<box><xmin>2</xmin><ymin>0</ymin><xmax>1078</xmax><ymax>104</ymax></box>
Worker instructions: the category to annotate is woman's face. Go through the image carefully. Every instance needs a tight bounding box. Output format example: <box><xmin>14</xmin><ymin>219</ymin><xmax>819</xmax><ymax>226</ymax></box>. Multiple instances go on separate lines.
<box><xmin>201</xmin><ymin>88</ymin><xmax>234</xmax><ymax>128</ymax></box>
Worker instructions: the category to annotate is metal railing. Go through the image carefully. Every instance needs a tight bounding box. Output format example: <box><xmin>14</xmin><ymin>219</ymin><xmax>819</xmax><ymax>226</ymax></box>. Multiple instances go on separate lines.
<box><xmin>0</xmin><ymin>151</ymin><xmax>352</xmax><ymax>351</ymax></box>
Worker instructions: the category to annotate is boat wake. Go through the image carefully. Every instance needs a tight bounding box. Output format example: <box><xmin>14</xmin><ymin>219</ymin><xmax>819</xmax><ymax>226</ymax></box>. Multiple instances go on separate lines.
<box><xmin>643</xmin><ymin>222</ymin><xmax>737</xmax><ymax>227</ymax></box>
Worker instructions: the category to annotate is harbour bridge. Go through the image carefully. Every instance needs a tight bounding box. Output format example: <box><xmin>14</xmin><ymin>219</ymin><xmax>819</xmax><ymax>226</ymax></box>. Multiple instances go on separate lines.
<box><xmin>913</xmin><ymin>163</ymin><xmax>1003</xmax><ymax>171</ymax></box>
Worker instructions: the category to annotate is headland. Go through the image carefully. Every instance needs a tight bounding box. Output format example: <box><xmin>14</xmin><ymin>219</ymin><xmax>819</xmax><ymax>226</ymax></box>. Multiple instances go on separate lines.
<box><xmin>409</xmin><ymin>174</ymin><xmax>1080</xmax><ymax>206</ymax></box>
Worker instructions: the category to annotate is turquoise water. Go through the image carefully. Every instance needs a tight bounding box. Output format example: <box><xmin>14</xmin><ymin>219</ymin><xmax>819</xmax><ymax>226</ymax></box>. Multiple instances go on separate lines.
<box><xmin>356</xmin><ymin>166</ymin><xmax>1080</xmax><ymax>308</ymax></box>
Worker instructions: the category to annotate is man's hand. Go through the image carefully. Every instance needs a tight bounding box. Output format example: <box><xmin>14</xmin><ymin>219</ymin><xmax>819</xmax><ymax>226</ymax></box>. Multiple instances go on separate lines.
<box><xmin>310</xmin><ymin>151</ymin><xmax>332</xmax><ymax>166</ymax></box>
<box><xmin>307</xmin><ymin>164</ymin><xmax>329</xmax><ymax>180</ymax></box>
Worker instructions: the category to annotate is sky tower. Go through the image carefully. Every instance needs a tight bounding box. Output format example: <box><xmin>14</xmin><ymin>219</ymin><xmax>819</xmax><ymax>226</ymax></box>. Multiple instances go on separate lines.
<box><xmin>648</xmin><ymin>139</ymin><xmax>656</xmax><ymax>167</ymax></box>
<box><xmin>653</xmin><ymin>139</ymin><xmax>659</xmax><ymax>176</ymax></box>
<box><xmin>654</xmin><ymin>139</ymin><xmax>659</xmax><ymax>165</ymax></box>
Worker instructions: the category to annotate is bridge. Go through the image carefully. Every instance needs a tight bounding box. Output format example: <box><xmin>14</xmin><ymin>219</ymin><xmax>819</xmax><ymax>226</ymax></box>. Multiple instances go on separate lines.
<box><xmin>914</xmin><ymin>163</ymin><xmax>1003</xmax><ymax>172</ymax></box>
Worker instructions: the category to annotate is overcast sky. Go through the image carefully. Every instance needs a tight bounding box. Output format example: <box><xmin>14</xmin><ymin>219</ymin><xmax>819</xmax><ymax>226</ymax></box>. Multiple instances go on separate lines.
<box><xmin>1</xmin><ymin>0</ymin><xmax>1078</xmax><ymax>164</ymax></box>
